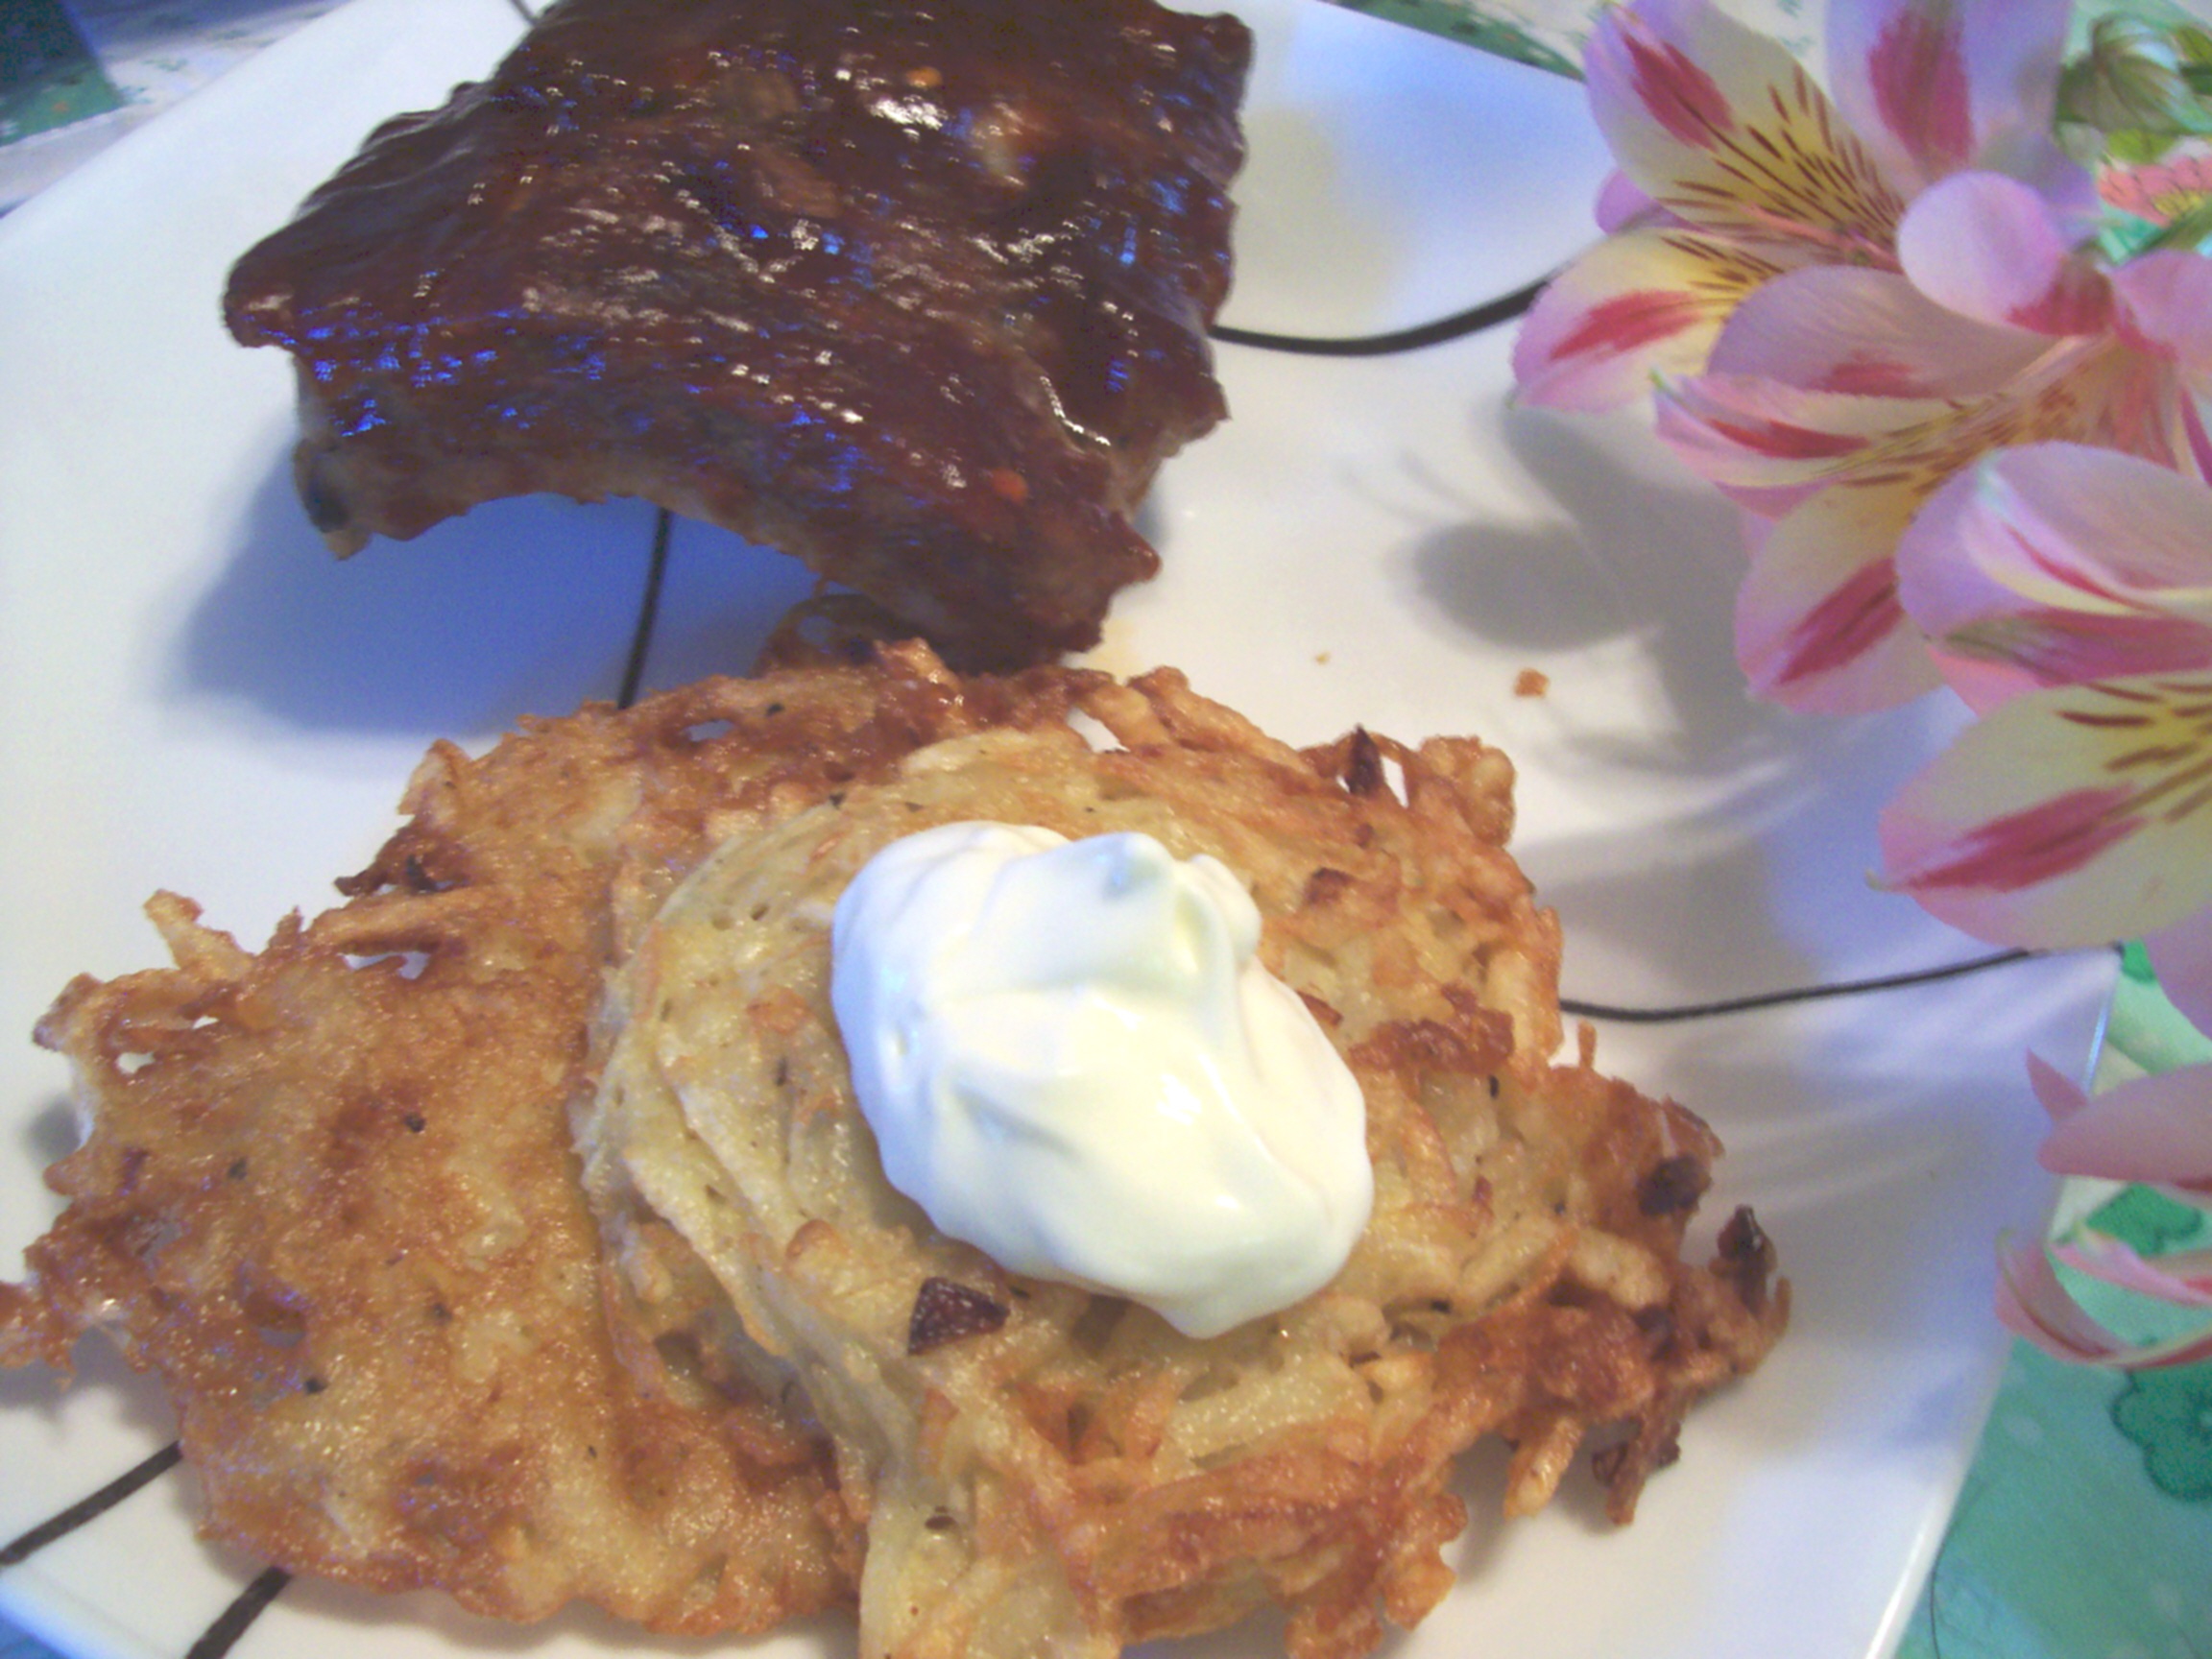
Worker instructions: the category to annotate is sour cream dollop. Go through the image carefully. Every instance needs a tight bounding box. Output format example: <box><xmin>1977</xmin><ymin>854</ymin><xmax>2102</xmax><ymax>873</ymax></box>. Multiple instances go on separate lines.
<box><xmin>830</xmin><ymin>822</ymin><xmax>1372</xmax><ymax>1339</ymax></box>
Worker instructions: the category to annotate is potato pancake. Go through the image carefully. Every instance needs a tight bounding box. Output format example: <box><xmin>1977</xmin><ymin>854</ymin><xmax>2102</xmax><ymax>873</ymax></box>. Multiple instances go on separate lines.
<box><xmin>579</xmin><ymin>649</ymin><xmax>1787</xmax><ymax>1659</ymax></box>
<box><xmin>5</xmin><ymin>642</ymin><xmax>1783</xmax><ymax>1653</ymax></box>
<box><xmin>0</xmin><ymin>642</ymin><xmax>1186</xmax><ymax>1627</ymax></box>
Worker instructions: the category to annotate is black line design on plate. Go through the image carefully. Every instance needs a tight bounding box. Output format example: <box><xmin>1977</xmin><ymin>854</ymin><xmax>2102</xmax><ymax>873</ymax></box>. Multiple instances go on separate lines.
<box><xmin>1559</xmin><ymin>947</ymin><xmax>2048</xmax><ymax>1024</ymax></box>
<box><xmin>0</xmin><ymin>1440</ymin><xmax>184</xmax><ymax>1566</ymax></box>
<box><xmin>507</xmin><ymin>0</ymin><xmax>539</xmax><ymax>22</ymax></box>
<box><xmin>616</xmin><ymin>508</ymin><xmax>675</xmax><ymax>710</ymax></box>
<box><xmin>183</xmin><ymin>1567</ymin><xmax>291</xmax><ymax>1659</ymax></box>
<box><xmin>1208</xmin><ymin>272</ymin><xmax>1548</xmax><ymax>356</ymax></box>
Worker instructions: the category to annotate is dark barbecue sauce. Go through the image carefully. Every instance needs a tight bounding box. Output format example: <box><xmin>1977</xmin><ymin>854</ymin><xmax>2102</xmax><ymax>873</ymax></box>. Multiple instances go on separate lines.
<box><xmin>226</xmin><ymin>0</ymin><xmax>1251</xmax><ymax>671</ymax></box>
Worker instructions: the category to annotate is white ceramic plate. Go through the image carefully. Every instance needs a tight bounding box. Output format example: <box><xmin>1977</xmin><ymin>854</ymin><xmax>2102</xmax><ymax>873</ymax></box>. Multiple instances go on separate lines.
<box><xmin>0</xmin><ymin>3</ymin><xmax>2115</xmax><ymax>1657</ymax></box>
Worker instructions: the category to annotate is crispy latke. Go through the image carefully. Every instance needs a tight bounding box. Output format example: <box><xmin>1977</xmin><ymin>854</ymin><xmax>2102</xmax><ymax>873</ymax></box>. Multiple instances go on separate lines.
<box><xmin>0</xmin><ymin>642</ymin><xmax>1200</xmax><ymax>1627</ymax></box>
<box><xmin>5</xmin><ymin>883</ymin><xmax>854</xmax><ymax>1630</ymax></box>
<box><xmin>579</xmin><ymin>650</ymin><xmax>1789</xmax><ymax>1659</ymax></box>
<box><xmin>0</xmin><ymin>740</ymin><xmax>871</xmax><ymax>1628</ymax></box>
<box><xmin>4</xmin><ymin>642</ymin><xmax>1784</xmax><ymax>1652</ymax></box>
<box><xmin>0</xmin><ymin>646</ymin><xmax>1098</xmax><ymax>1628</ymax></box>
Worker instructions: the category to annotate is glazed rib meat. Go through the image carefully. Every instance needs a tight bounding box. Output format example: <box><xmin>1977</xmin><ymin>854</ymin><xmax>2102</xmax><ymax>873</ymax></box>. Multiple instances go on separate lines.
<box><xmin>225</xmin><ymin>0</ymin><xmax>1251</xmax><ymax>671</ymax></box>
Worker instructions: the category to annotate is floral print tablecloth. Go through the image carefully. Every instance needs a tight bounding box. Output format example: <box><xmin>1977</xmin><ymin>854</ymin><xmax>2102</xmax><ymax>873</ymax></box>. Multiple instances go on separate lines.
<box><xmin>4</xmin><ymin>2</ymin><xmax>2209</xmax><ymax>1657</ymax></box>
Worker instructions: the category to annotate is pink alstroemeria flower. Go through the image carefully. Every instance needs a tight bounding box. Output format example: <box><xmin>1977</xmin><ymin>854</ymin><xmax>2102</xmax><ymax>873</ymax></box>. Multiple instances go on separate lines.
<box><xmin>1881</xmin><ymin>445</ymin><xmax>2212</xmax><ymax>971</ymax></box>
<box><xmin>1513</xmin><ymin>0</ymin><xmax>2078</xmax><ymax>414</ymax></box>
<box><xmin>1879</xmin><ymin>442</ymin><xmax>2212</xmax><ymax>1365</ymax></box>
<box><xmin>1687</xmin><ymin>207</ymin><xmax>2212</xmax><ymax>713</ymax></box>
<box><xmin>1998</xmin><ymin>1053</ymin><xmax>2212</xmax><ymax>1369</ymax></box>
<box><xmin>1514</xmin><ymin>0</ymin><xmax>2212</xmax><ymax>716</ymax></box>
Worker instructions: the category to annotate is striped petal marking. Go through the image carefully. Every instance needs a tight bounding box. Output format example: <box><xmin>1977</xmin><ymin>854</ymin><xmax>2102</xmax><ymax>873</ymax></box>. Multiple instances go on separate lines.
<box><xmin>1513</xmin><ymin>228</ymin><xmax>1796</xmax><ymax>412</ymax></box>
<box><xmin>1620</xmin><ymin>23</ymin><xmax>1736</xmax><ymax>148</ymax></box>
<box><xmin>1734</xmin><ymin>483</ymin><xmax>1942</xmax><ymax>711</ymax></box>
<box><xmin>1889</xmin><ymin>782</ymin><xmax>2140</xmax><ymax>892</ymax></box>
<box><xmin>1879</xmin><ymin>673</ymin><xmax>2212</xmax><ymax>948</ymax></box>
<box><xmin>1659</xmin><ymin>336</ymin><xmax>2191</xmax><ymax>514</ymax></box>
<box><xmin>1827</xmin><ymin>0</ymin><xmax>2072</xmax><ymax>190</ymax></box>
<box><xmin>1859</xmin><ymin>2</ymin><xmax>1974</xmax><ymax>178</ymax></box>
<box><xmin>1706</xmin><ymin>265</ymin><xmax>2047</xmax><ymax>397</ymax></box>
<box><xmin>1586</xmin><ymin>0</ymin><xmax>1909</xmax><ymax>261</ymax></box>
<box><xmin>1897</xmin><ymin>445</ymin><xmax>2212</xmax><ymax>707</ymax></box>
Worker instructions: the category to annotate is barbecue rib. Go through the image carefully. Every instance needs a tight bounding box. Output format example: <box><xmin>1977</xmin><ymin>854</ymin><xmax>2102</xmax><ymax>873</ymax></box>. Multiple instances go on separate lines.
<box><xmin>225</xmin><ymin>0</ymin><xmax>1251</xmax><ymax>670</ymax></box>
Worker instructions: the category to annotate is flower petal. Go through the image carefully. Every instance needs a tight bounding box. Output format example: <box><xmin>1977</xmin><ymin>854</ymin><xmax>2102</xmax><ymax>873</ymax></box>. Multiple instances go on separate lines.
<box><xmin>2027</xmin><ymin>1048</ymin><xmax>2089</xmax><ymax>1122</ymax></box>
<box><xmin>1827</xmin><ymin>0</ymin><xmax>2070</xmax><ymax>189</ymax></box>
<box><xmin>1896</xmin><ymin>173</ymin><xmax>2113</xmax><ymax>335</ymax></box>
<box><xmin>1655</xmin><ymin>373</ymin><xmax>1951</xmax><ymax>513</ymax></box>
<box><xmin>2144</xmin><ymin>906</ymin><xmax>2212</xmax><ymax>1042</ymax></box>
<box><xmin>2113</xmin><ymin>251</ymin><xmax>2212</xmax><ymax>376</ymax></box>
<box><xmin>2008</xmin><ymin>138</ymin><xmax>2102</xmax><ymax>241</ymax></box>
<box><xmin>1512</xmin><ymin>228</ymin><xmax>1796</xmax><ymax>412</ymax></box>
<box><xmin>1734</xmin><ymin>484</ymin><xmax>1943</xmax><ymax>711</ymax></box>
<box><xmin>1707</xmin><ymin>265</ymin><xmax>2047</xmax><ymax>397</ymax></box>
<box><xmin>1998</xmin><ymin>1242</ymin><xmax>2134</xmax><ymax>1357</ymax></box>
<box><xmin>2187</xmin><ymin>396</ymin><xmax>2212</xmax><ymax>484</ymax></box>
<box><xmin>1909</xmin><ymin>445</ymin><xmax>2212</xmax><ymax>615</ymax></box>
<box><xmin>1877</xmin><ymin>673</ymin><xmax>2212</xmax><ymax>947</ymax></box>
<box><xmin>1585</xmin><ymin>0</ymin><xmax>1907</xmax><ymax>258</ymax></box>
<box><xmin>1594</xmin><ymin>168</ymin><xmax>1664</xmax><ymax>233</ymax></box>
<box><xmin>1896</xmin><ymin>445</ymin><xmax>2212</xmax><ymax>707</ymax></box>
<box><xmin>1999</xmin><ymin>1241</ymin><xmax>2212</xmax><ymax>1368</ymax></box>
<box><xmin>1663</xmin><ymin>338</ymin><xmax>2193</xmax><ymax>519</ymax></box>
<box><xmin>2128</xmin><ymin>1244</ymin><xmax>2212</xmax><ymax>1283</ymax></box>
<box><xmin>2037</xmin><ymin>1062</ymin><xmax>2212</xmax><ymax>1189</ymax></box>
<box><xmin>2054</xmin><ymin>1233</ymin><xmax>2212</xmax><ymax>1305</ymax></box>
